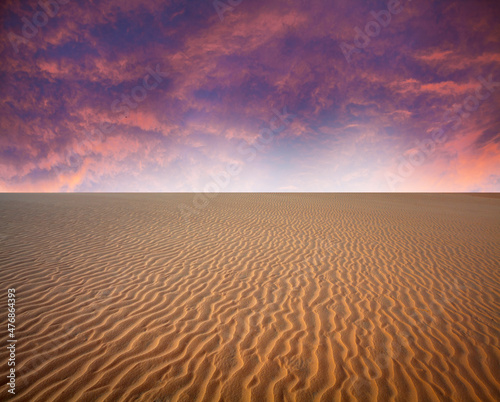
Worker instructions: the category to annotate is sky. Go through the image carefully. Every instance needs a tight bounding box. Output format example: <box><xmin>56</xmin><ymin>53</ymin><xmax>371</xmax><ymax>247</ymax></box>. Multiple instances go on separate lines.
<box><xmin>0</xmin><ymin>0</ymin><xmax>499</xmax><ymax>192</ymax></box>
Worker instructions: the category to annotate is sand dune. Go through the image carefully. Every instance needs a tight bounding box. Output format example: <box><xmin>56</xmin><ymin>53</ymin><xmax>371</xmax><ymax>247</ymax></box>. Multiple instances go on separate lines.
<box><xmin>0</xmin><ymin>193</ymin><xmax>499</xmax><ymax>401</ymax></box>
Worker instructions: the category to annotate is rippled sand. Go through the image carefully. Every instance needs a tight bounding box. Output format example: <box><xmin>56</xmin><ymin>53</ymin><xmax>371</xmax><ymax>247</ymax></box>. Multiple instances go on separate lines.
<box><xmin>0</xmin><ymin>193</ymin><xmax>499</xmax><ymax>401</ymax></box>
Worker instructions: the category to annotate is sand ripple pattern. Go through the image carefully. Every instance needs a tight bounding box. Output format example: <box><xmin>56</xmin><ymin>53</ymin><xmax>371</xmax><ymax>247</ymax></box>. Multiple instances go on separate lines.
<box><xmin>0</xmin><ymin>193</ymin><xmax>499</xmax><ymax>402</ymax></box>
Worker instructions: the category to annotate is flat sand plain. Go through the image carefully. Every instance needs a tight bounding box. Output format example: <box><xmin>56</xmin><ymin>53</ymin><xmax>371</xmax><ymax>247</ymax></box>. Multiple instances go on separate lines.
<box><xmin>0</xmin><ymin>193</ymin><xmax>499</xmax><ymax>402</ymax></box>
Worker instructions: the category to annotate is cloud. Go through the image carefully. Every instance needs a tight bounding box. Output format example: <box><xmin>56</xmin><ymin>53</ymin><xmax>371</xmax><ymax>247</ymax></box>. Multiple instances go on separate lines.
<box><xmin>0</xmin><ymin>0</ymin><xmax>499</xmax><ymax>192</ymax></box>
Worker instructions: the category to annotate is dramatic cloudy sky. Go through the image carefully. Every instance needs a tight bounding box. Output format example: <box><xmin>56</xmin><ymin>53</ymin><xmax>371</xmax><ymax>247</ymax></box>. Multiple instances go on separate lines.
<box><xmin>1</xmin><ymin>0</ymin><xmax>499</xmax><ymax>192</ymax></box>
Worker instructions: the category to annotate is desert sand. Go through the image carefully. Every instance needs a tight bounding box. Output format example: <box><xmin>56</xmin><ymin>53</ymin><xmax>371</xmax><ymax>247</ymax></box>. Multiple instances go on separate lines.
<box><xmin>0</xmin><ymin>193</ymin><xmax>499</xmax><ymax>401</ymax></box>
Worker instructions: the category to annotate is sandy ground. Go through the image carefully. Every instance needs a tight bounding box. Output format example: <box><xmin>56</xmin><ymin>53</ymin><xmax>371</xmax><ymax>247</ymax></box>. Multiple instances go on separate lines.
<box><xmin>0</xmin><ymin>193</ymin><xmax>499</xmax><ymax>402</ymax></box>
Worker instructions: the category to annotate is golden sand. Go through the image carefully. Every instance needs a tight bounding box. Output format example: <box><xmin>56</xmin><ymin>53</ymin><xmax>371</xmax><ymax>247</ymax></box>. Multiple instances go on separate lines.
<box><xmin>0</xmin><ymin>193</ymin><xmax>499</xmax><ymax>401</ymax></box>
